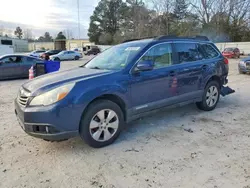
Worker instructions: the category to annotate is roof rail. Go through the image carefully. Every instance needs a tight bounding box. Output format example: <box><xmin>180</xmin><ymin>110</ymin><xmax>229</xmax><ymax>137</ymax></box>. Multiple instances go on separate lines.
<box><xmin>154</xmin><ymin>35</ymin><xmax>177</xmax><ymax>40</ymax></box>
<box><xmin>155</xmin><ymin>35</ymin><xmax>209</xmax><ymax>41</ymax></box>
<box><xmin>194</xmin><ymin>35</ymin><xmax>209</xmax><ymax>41</ymax></box>
<box><xmin>122</xmin><ymin>36</ymin><xmax>155</xmax><ymax>43</ymax></box>
<box><xmin>122</xmin><ymin>39</ymin><xmax>140</xmax><ymax>43</ymax></box>
<box><xmin>122</xmin><ymin>35</ymin><xmax>209</xmax><ymax>43</ymax></box>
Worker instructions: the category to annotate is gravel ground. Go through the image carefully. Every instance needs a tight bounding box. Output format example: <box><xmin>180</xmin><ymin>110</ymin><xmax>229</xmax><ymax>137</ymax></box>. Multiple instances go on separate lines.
<box><xmin>0</xmin><ymin>56</ymin><xmax>250</xmax><ymax>188</ymax></box>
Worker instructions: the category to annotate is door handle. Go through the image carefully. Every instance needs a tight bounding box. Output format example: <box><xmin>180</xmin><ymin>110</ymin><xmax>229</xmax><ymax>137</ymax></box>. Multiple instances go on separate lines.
<box><xmin>169</xmin><ymin>71</ymin><xmax>176</xmax><ymax>77</ymax></box>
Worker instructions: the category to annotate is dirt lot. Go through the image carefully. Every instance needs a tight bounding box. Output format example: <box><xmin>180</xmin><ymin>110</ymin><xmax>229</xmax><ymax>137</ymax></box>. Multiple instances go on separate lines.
<box><xmin>0</xmin><ymin>56</ymin><xmax>250</xmax><ymax>188</ymax></box>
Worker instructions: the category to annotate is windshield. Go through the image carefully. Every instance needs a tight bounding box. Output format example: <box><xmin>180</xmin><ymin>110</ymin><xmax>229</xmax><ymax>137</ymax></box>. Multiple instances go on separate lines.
<box><xmin>58</xmin><ymin>51</ymin><xmax>66</xmax><ymax>55</ymax></box>
<box><xmin>224</xmin><ymin>48</ymin><xmax>234</xmax><ymax>52</ymax></box>
<box><xmin>84</xmin><ymin>42</ymin><xmax>147</xmax><ymax>70</ymax></box>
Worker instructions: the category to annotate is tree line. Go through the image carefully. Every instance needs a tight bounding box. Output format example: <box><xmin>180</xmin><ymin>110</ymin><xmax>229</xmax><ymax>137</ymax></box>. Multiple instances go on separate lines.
<box><xmin>88</xmin><ymin>0</ymin><xmax>250</xmax><ymax>45</ymax></box>
<box><xmin>0</xmin><ymin>26</ymin><xmax>68</xmax><ymax>42</ymax></box>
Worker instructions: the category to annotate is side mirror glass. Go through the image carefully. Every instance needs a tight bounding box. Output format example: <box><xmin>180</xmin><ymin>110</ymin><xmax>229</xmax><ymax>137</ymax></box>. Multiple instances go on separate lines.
<box><xmin>136</xmin><ymin>60</ymin><xmax>154</xmax><ymax>71</ymax></box>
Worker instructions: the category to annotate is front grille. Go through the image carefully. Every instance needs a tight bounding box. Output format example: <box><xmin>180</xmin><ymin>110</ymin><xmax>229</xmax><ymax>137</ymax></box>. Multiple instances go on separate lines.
<box><xmin>18</xmin><ymin>95</ymin><xmax>29</xmax><ymax>107</ymax></box>
<box><xmin>246</xmin><ymin>62</ymin><xmax>250</xmax><ymax>68</ymax></box>
<box><xmin>17</xmin><ymin>88</ymin><xmax>31</xmax><ymax>107</ymax></box>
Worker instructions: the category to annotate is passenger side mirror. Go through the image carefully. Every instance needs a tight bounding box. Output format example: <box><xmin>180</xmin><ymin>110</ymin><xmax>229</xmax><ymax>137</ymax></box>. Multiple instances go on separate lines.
<box><xmin>136</xmin><ymin>60</ymin><xmax>154</xmax><ymax>72</ymax></box>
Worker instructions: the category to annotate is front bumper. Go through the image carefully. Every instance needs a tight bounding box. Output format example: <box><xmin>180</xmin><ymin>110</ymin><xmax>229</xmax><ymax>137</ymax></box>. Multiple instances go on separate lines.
<box><xmin>14</xmin><ymin>99</ymin><xmax>80</xmax><ymax>141</ymax></box>
<box><xmin>238</xmin><ymin>63</ymin><xmax>250</xmax><ymax>73</ymax></box>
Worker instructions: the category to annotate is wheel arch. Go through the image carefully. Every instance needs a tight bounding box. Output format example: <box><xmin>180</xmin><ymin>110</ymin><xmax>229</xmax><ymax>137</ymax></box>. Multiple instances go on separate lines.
<box><xmin>79</xmin><ymin>94</ymin><xmax>127</xmax><ymax>130</ymax></box>
<box><xmin>205</xmin><ymin>75</ymin><xmax>222</xmax><ymax>89</ymax></box>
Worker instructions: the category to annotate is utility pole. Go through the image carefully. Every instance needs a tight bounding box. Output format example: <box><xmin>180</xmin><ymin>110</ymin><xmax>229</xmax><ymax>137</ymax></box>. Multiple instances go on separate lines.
<box><xmin>77</xmin><ymin>0</ymin><xmax>80</xmax><ymax>39</ymax></box>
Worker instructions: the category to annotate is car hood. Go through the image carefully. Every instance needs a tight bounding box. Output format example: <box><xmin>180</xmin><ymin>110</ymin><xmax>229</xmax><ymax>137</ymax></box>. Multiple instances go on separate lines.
<box><xmin>242</xmin><ymin>56</ymin><xmax>250</xmax><ymax>62</ymax></box>
<box><xmin>22</xmin><ymin>67</ymin><xmax>111</xmax><ymax>95</ymax></box>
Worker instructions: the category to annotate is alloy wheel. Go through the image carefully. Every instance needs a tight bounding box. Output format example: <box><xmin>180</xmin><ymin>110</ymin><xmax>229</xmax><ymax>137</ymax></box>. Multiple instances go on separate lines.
<box><xmin>89</xmin><ymin>109</ymin><xmax>119</xmax><ymax>142</ymax></box>
<box><xmin>206</xmin><ymin>86</ymin><xmax>219</xmax><ymax>107</ymax></box>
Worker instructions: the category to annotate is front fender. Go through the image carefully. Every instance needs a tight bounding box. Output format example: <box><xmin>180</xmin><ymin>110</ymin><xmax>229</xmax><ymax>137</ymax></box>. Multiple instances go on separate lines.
<box><xmin>74</xmin><ymin>84</ymin><xmax>131</xmax><ymax>109</ymax></box>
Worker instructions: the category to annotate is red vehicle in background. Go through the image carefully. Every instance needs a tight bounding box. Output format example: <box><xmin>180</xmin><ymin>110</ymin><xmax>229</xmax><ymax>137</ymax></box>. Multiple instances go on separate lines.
<box><xmin>40</xmin><ymin>50</ymin><xmax>62</xmax><ymax>60</ymax></box>
<box><xmin>222</xmin><ymin>47</ymin><xmax>240</xmax><ymax>58</ymax></box>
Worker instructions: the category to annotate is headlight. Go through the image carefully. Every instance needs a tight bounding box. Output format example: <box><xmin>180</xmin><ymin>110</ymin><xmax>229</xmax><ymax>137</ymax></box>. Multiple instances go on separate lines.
<box><xmin>29</xmin><ymin>83</ymin><xmax>75</xmax><ymax>106</ymax></box>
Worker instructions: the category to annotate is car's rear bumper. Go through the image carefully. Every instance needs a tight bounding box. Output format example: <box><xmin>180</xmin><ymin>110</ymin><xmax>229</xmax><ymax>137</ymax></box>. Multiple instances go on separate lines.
<box><xmin>221</xmin><ymin>75</ymin><xmax>228</xmax><ymax>85</ymax></box>
<box><xmin>14</xmin><ymin>99</ymin><xmax>80</xmax><ymax>141</ymax></box>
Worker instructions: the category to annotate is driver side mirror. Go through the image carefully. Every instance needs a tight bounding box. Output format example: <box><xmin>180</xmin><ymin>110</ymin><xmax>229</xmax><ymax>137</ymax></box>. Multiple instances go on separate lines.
<box><xmin>136</xmin><ymin>60</ymin><xmax>154</xmax><ymax>72</ymax></box>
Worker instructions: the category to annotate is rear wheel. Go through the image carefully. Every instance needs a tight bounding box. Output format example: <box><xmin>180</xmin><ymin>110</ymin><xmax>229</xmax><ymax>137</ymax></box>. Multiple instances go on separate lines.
<box><xmin>196</xmin><ymin>81</ymin><xmax>220</xmax><ymax>111</ymax></box>
<box><xmin>79</xmin><ymin>100</ymin><xmax>124</xmax><ymax>148</ymax></box>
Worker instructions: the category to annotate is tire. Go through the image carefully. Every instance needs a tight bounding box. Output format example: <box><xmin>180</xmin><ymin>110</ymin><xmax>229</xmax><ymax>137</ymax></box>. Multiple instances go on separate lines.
<box><xmin>74</xmin><ymin>56</ymin><xmax>80</xmax><ymax>60</ymax></box>
<box><xmin>79</xmin><ymin>100</ymin><xmax>124</xmax><ymax>148</ymax></box>
<box><xmin>196</xmin><ymin>81</ymin><xmax>220</xmax><ymax>111</ymax></box>
<box><xmin>239</xmin><ymin>69</ymin><xmax>246</xmax><ymax>74</ymax></box>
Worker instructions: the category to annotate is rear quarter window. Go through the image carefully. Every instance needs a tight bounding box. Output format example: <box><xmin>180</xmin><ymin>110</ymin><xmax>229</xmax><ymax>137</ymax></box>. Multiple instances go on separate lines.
<box><xmin>200</xmin><ymin>44</ymin><xmax>219</xmax><ymax>59</ymax></box>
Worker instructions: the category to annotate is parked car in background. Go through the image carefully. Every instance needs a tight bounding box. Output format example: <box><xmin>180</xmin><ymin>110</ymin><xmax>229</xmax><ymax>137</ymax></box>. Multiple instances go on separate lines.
<box><xmin>84</xmin><ymin>46</ymin><xmax>101</xmax><ymax>55</ymax></box>
<box><xmin>40</xmin><ymin>50</ymin><xmax>62</xmax><ymax>60</ymax></box>
<box><xmin>50</xmin><ymin>50</ymin><xmax>83</xmax><ymax>61</ymax></box>
<box><xmin>240</xmin><ymin>49</ymin><xmax>245</xmax><ymax>56</ymax></box>
<box><xmin>0</xmin><ymin>55</ymin><xmax>44</xmax><ymax>80</ymax></box>
<box><xmin>29</xmin><ymin>50</ymin><xmax>46</xmax><ymax>58</ymax></box>
<box><xmin>222</xmin><ymin>47</ymin><xmax>240</xmax><ymax>58</ymax></box>
<box><xmin>15</xmin><ymin>35</ymin><xmax>234</xmax><ymax>148</ymax></box>
<box><xmin>238</xmin><ymin>57</ymin><xmax>250</xmax><ymax>74</ymax></box>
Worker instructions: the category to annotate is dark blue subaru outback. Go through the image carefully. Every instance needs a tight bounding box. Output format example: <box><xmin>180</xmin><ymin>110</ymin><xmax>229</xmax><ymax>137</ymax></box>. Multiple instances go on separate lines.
<box><xmin>15</xmin><ymin>36</ymin><xmax>234</xmax><ymax>148</ymax></box>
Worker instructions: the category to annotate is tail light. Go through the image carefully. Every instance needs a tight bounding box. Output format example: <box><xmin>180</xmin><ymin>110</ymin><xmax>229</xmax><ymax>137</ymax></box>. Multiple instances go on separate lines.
<box><xmin>224</xmin><ymin>58</ymin><xmax>229</xmax><ymax>64</ymax></box>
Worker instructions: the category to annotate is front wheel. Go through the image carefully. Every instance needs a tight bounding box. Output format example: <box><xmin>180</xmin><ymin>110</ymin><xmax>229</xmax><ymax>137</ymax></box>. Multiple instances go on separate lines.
<box><xmin>74</xmin><ymin>56</ymin><xmax>79</xmax><ymax>60</ymax></box>
<box><xmin>79</xmin><ymin>100</ymin><xmax>124</xmax><ymax>148</ymax></box>
<box><xmin>196</xmin><ymin>81</ymin><xmax>220</xmax><ymax>111</ymax></box>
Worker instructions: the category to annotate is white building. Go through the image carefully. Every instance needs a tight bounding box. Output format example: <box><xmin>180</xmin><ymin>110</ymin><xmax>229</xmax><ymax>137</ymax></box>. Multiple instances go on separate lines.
<box><xmin>0</xmin><ymin>37</ymin><xmax>29</xmax><ymax>52</ymax></box>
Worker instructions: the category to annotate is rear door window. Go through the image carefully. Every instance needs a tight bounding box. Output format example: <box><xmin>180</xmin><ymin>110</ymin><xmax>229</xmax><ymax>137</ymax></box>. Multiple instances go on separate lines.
<box><xmin>173</xmin><ymin>43</ymin><xmax>204</xmax><ymax>63</ymax></box>
<box><xmin>26</xmin><ymin>57</ymin><xmax>43</xmax><ymax>64</ymax></box>
<box><xmin>200</xmin><ymin>44</ymin><xmax>219</xmax><ymax>59</ymax></box>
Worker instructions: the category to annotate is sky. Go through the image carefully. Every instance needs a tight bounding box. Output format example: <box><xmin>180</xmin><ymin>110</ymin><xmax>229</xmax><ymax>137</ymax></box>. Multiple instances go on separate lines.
<box><xmin>0</xmin><ymin>0</ymin><xmax>100</xmax><ymax>39</ymax></box>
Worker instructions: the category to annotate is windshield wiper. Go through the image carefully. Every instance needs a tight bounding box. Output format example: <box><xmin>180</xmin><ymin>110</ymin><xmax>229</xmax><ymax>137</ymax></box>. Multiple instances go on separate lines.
<box><xmin>90</xmin><ymin>66</ymin><xmax>101</xmax><ymax>69</ymax></box>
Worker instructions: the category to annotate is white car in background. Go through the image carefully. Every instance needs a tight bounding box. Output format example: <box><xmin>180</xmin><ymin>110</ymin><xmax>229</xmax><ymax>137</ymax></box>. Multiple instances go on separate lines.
<box><xmin>29</xmin><ymin>50</ymin><xmax>46</xmax><ymax>58</ymax></box>
<box><xmin>50</xmin><ymin>50</ymin><xmax>83</xmax><ymax>61</ymax></box>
